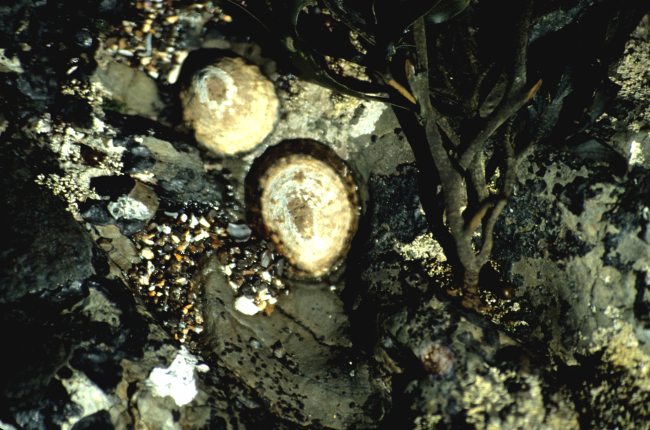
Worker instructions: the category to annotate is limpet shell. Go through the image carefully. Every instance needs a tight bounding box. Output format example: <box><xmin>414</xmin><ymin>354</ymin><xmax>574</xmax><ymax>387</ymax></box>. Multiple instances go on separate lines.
<box><xmin>180</xmin><ymin>56</ymin><xmax>279</xmax><ymax>156</ymax></box>
<box><xmin>246</xmin><ymin>140</ymin><xmax>359</xmax><ymax>278</ymax></box>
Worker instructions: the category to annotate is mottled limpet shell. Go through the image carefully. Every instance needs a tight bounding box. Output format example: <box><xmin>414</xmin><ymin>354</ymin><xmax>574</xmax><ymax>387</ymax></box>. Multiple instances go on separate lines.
<box><xmin>246</xmin><ymin>140</ymin><xmax>359</xmax><ymax>278</ymax></box>
<box><xmin>180</xmin><ymin>56</ymin><xmax>279</xmax><ymax>156</ymax></box>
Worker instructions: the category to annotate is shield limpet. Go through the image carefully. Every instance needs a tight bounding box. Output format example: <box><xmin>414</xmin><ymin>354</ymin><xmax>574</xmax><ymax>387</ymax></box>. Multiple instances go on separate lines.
<box><xmin>246</xmin><ymin>139</ymin><xmax>359</xmax><ymax>278</ymax></box>
<box><xmin>180</xmin><ymin>56</ymin><xmax>279</xmax><ymax>156</ymax></box>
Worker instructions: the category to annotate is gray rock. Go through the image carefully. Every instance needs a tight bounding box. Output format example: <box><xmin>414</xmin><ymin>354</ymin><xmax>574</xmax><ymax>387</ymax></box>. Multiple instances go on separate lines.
<box><xmin>126</xmin><ymin>136</ymin><xmax>224</xmax><ymax>205</ymax></box>
<box><xmin>197</xmin><ymin>255</ymin><xmax>388</xmax><ymax>429</ymax></box>
<box><xmin>0</xmin><ymin>151</ymin><xmax>97</xmax><ymax>304</ymax></box>
<box><xmin>379</xmin><ymin>296</ymin><xmax>579</xmax><ymax>429</ymax></box>
<box><xmin>93</xmin><ymin>62</ymin><xmax>164</xmax><ymax>118</ymax></box>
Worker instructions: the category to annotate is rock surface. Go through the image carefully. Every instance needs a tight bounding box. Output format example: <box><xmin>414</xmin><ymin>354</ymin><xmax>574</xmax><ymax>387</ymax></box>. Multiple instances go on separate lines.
<box><xmin>1</xmin><ymin>1</ymin><xmax>650</xmax><ymax>430</ymax></box>
<box><xmin>198</xmin><ymin>255</ymin><xmax>386</xmax><ymax>429</ymax></box>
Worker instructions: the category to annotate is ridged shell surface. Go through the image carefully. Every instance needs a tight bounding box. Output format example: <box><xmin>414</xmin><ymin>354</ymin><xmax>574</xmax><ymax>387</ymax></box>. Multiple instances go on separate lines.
<box><xmin>180</xmin><ymin>56</ymin><xmax>279</xmax><ymax>156</ymax></box>
<box><xmin>247</xmin><ymin>140</ymin><xmax>359</xmax><ymax>278</ymax></box>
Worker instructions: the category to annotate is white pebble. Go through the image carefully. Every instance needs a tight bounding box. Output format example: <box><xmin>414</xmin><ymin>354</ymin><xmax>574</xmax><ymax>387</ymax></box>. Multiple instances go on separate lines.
<box><xmin>168</xmin><ymin>63</ymin><xmax>182</xmax><ymax>84</ymax></box>
<box><xmin>158</xmin><ymin>224</ymin><xmax>172</xmax><ymax>234</ymax></box>
<box><xmin>234</xmin><ymin>296</ymin><xmax>260</xmax><ymax>315</ymax></box>
<box><xmin>194</xmin><ymin>231</ymin><xmax>210</xmax><ymax>241</ymax></box>
<box><xmin>189</xmin><ymin>214</ymin><xmax>199</xmax><ymax>228</ymax></box>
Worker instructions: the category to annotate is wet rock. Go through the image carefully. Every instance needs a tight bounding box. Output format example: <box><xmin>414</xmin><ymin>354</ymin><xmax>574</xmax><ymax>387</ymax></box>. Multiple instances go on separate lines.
<box><xmin>80</xmin><ymin>201</ymin><xmax>114</xmax><ymax>225</ymax></box>
<box><xmin>0</xmin><ymin>1</ymin><xmax>101</xmax><ymax>112</ymax></box>
<box><xmin>95</xmin><ymin>224</ymin><xmax>123</xmax><ymax>240</ymax></box>
<box><xmin>93</xmin><ymin>62</ymin><xmax>164</xmax><ymax>118</ymax></box>
<box><xmin>493</xmin><ymin>148</ymin><xmax>650</xmax><ymax>357</ymax></box>
<box><xmin>68</xmin><ymin>278</ymin><xmax>150</xmax><ymax>392</ymax></box>
<box><xmin>121</xmin><ymin>136</ymin><xmax>224</xmax><ymax>205</ymax></box>
<box><xmin>365</xmin><ymin>164</ymin><xmax>429</xmax><ymax>266</ymax></box>
<box><xmin>12</xmin><ymin>378</ymin><xmax>84</xmax><ymax>430</ymax></box>
<box><xmin>278</xmin><ymin>280</ymin><xmax>352</xmax><ymax>348</ymax></box>
<box><xmin>2</xmin><ymin>2</ymin><xmax>649</xmax><ymax>429</ymax></box>
<box><xmin>379</xmin><ymin>296</ymin><xmax>579</xmax><ymax>429</ymax></box>
<box><xmin>0</xmin><ymin>149</ymin><xmax>210</xmax><ymax>429</ymax></box>
<box><xmin>1</xmin><ymin>306</ymin><xmax>78</xmax><ymax>411</ymax></box>
<box><xmin>197</xmin><ymin>255</ymin><xmax>387</xmax><ymax>429</ymax></box>
<box><xmin>0</xmin><ymin>48</ymin><xmax>24</xmax><ymax>74</ymax></box>
<box><xmin>0</xmin><ymin>149</ymin><xmax>98</xmax><ymax>409</ymax></box>
<box><xmin>482</xmin><ymin>139</ymin><xmax>650</xmax><ymax>427</ymax></box>
<box><xmin>71</xmin><ymin>410</ymin><xmax>115</xmax><ymax>430</ymax></box>
<box><xmin>0</xmin><ymin>151</ymin><xmax>96</xmax><ymax>304</ymax></box>
<box><xmin>347</xmin><ymin>108</ymin><xmax>416</xmax><ymax>180</ymax></box>
<box><xmin>90</xmin><ymin>176</ymin><xmax>137</xmax><ymax>200</ymax></box>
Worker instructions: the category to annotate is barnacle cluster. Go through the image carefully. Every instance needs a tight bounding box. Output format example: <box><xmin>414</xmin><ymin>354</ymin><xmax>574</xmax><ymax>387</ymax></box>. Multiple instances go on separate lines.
<box><xmin>35</xmin><ymin>173</ymin><xmax>101</xmax><ymax>215</ymax></box>
<box><xmin>30</xmin><ymin>109</ymin><xmax>123</xmax><ymax>216</ymax></box>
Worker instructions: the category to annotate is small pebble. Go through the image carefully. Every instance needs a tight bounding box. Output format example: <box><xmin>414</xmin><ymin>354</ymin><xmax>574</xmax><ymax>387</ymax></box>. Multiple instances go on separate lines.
<box><xmin>421</xmin><ymin>344</ymin><xmax>454</xmax><ymax>376</ymax></box>
<box><xmin>273</xmin><ymin>344</ymin><xmax>286</xmax><ymax>359</ymax></box>
<box><xmin>276</xmin><ymin>259</ymin><xmax>284</xmax><ymax>277</ymax></box>
<box><xmin>189</xmin><ymin>214</ymin><xmax>199</xmax><ymax>228</ymax></box>
<box><xmin>199</xmin><ymin>216</ymin><xmax>211</xmax><ymax>228</ymax></box>
<box><xmin>234</xmin><ymin>296</ymin><xmax>260</xmax><ymax>315</ymax></box>
<box><xmin>141</xmin><ymin>247</ymin><xmax>154</xmax><ymax>259</ymax></box>
<box><xmin>261</xmin><ymin>249</ymin><xmax>272</xmax><ymax>268</ymax></box>
<box><xmin>227</xmin><ymin>223</ymin><xmax>252</xmax><ymax>241</ymax></box>
<box><xmin>499</xmin><ymin>283</ymin><xmax>516</xmax><ymax>300</ymax></box>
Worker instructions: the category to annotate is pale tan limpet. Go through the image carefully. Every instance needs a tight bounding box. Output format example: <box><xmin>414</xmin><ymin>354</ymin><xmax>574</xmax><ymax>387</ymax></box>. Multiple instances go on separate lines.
<box><xmin>180</xmin><ymin>56</ymin><xmax>279</xmax><ymax>156</ymax></box>
<box><xmin>246</xmin><ymin>139</ymin><xmax>359</xmax><ymax>278</ymax></box>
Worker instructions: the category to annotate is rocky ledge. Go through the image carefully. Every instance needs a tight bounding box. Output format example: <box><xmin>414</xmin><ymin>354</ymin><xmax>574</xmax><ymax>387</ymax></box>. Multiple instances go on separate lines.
<box><xmin>1</xmin><ymin>1</ymin><xmax>650</xmax><ymax>430</ymax></box>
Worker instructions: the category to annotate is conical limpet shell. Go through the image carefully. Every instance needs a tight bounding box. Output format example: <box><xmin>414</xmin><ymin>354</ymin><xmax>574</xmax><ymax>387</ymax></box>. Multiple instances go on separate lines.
<box><xmin>246</xmin><ymin>140</ymin><xmax>359</xmax><ymax>278</ymax></box>
<box><xmin>180</xmin><ymin>56</ymin><xmax>279</xmax><ymax>156</ymax></box>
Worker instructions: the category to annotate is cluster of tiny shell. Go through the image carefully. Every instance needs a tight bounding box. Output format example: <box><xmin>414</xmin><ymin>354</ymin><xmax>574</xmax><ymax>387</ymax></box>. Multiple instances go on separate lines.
<box><xmin>30</xmin><ymin>111</ymin><xmax>123</xmax><ymax>216</ymax></box>
<box><xmin>35</xmin><ymin>173</ymin><xmax>101</xmax><ymax>215</ymax></box>
<box><xmin>126</xmin><ymin>204</ymin><xmax>287</xmax><ymax>346</ymax></box>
